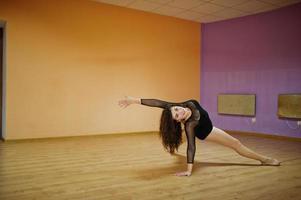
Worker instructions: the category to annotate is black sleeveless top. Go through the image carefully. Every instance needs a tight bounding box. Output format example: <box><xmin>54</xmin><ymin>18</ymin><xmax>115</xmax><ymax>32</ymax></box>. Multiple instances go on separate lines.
<box><xmin>141</xmin><ymin>99</ymin><xmax>213</xmax><ymax>164</ymax></box>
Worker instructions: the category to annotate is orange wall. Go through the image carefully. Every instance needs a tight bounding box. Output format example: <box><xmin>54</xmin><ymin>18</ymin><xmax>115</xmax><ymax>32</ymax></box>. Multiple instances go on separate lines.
<box><xmin>0</xmin><ymin>0</ymin><xmax>201</xmax><ymax>140</ymax></box>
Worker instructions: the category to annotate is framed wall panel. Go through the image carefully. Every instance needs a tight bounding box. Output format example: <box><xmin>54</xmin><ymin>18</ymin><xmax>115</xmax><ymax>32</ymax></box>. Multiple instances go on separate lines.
<box><xmin>278</xmin><ymin>94</ymin><xmax>301</xmax><ymax>119</ymax></box>
<box><xmin>218</xmin><ymin>94</ymin><xmax>256</xmax><ymax>116</ymax></box>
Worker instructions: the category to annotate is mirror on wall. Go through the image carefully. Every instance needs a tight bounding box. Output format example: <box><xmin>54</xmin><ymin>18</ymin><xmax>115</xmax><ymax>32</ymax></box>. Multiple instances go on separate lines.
<box><xmin>217</xmin><ymin>94</ymin><xmax>256</xmax><ymax>116</ymax></box>
<box><xmin>278</xmin><ymin>94</ymin><xmax>301</xmax><ymax>119</ymax></box>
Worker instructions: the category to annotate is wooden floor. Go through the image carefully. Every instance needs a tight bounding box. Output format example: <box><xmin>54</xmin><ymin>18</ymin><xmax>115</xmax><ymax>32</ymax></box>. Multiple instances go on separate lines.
<box><xmin>1</xmin><ymin>132</ymin><xmax>301</xmax><ymax>200</ymax></box>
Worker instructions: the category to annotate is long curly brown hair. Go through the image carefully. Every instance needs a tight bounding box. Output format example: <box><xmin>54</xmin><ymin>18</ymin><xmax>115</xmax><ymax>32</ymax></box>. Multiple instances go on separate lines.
<box><xmin>159</xmin><ymin>108</ymin><xmax>183</xmax><ymax>154</ymax></box>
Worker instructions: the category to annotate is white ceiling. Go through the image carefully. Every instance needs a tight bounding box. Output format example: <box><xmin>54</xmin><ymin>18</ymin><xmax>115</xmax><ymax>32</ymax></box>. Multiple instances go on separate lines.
<box><xmin>93</xmin><ymin>0</ymin><xmax>301</xmax><ymax>23</ymax></box>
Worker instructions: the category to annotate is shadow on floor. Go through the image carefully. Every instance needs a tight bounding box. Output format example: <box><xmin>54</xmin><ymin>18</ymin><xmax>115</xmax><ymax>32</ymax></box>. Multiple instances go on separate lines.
<box><xmin>133</xmin><ymin>153</ymin><xmax>262</xmax><ymax>180</ymax></box>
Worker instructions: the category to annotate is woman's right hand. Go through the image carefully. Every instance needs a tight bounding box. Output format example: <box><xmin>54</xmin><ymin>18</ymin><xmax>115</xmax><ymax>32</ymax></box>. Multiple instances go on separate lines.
<box><xmin>118</xmin><ymin>96</ymin><xmax>137</xmax><ymax>108</ymax></box>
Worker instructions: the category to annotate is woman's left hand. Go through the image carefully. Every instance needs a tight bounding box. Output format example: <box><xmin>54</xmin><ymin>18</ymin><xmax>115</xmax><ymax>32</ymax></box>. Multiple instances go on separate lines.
<box><xmin>175</xmin><ymin>171</ymin><xmax>191</xmax><ymax>177</ymax></box>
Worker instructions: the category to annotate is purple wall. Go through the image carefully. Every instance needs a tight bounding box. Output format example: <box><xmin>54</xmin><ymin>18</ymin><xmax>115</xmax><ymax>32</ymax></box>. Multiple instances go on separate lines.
<box><xmin>201</xmin><ymin>3</ymin><xmax>301</xmax><ymax>138</ymax></box>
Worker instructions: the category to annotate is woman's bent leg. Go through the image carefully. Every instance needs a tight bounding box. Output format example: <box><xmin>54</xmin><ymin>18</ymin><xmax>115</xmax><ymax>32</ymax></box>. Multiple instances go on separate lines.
<box><xmin>205</xmin><ymin>127</ymin><xmax>279</xmax><ymax>165</ymax></box>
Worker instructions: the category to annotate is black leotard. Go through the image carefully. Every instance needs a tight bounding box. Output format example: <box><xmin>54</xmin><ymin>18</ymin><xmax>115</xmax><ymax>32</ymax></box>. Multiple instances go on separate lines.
<box><xmin>141</xmin><ymin>99</ymin><xmax>213</xmax><ymax>164</ymax></box>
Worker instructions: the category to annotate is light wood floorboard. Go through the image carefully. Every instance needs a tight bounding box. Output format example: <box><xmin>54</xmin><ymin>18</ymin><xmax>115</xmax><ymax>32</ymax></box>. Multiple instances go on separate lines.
<box><xmin>0</xmin><ymin>132</ymin><xmax>301</xmax><ymax>200</ymax></box>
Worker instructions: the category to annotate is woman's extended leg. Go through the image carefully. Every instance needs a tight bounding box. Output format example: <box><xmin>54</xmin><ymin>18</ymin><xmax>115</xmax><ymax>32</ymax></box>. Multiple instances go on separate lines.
<box><xmin>204</xmin><ymin>127</ymin><xmax>280</xmax><ymax>165</ymax></box>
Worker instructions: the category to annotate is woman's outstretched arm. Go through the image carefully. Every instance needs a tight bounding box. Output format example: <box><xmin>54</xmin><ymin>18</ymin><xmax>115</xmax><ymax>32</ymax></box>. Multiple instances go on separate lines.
<box><xmin>118</xmin><ymin>96</ymin><xmax>141</xmax><ymax>108</ymax></box>
<box><xmin>175</xmin><ymin>122</ymin><xmax>197</xmax><ymax>177</ymax></box>
<box><xmin>118</xmin><ymin>96</ymin><xmax>181</xmax><ymax>109</ymax></box>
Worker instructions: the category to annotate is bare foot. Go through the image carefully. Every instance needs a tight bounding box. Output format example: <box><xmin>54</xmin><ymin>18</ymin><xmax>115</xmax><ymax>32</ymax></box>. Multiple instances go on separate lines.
<box><xmin>260</xmin><ymin>158</ymin><xmax>281</xmax><ymax>166</ymax></box>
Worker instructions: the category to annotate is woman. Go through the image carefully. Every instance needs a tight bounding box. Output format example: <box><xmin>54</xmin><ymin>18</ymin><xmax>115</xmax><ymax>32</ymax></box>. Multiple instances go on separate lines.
<box><xmin>118</xmin><ymin>96</ymin><xmax>281</xmax><ymax>177</ymax></box>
